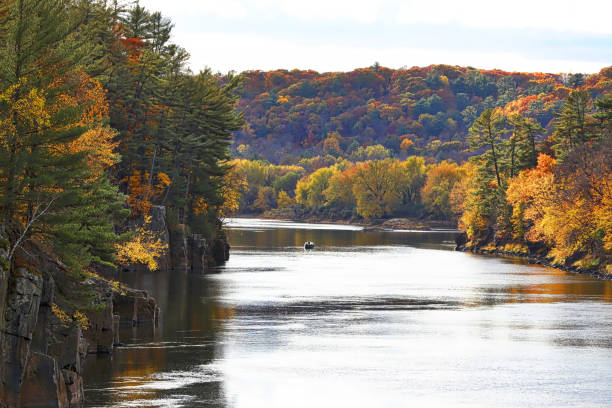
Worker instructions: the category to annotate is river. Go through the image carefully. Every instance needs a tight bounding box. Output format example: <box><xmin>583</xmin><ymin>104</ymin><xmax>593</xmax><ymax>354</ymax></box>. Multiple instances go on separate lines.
<box><xmin>83</xmin><ymin>218</ymin><xmax>612</xmax><ymax>407</ymax></box>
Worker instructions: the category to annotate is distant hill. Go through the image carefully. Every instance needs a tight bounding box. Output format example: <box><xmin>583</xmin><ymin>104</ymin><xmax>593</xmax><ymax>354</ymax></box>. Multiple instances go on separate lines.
<box><xmin>230</xmin><ymin>64</ymin><xmax>612</xmax><ymax>163</ymax></box>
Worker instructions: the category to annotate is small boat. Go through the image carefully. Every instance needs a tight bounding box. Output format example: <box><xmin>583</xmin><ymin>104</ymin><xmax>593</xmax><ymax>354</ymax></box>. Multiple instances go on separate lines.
<box><xmin>304</xmin><ymin>241</ymin><xmax>315</xmax><ymax>249</ymax></box>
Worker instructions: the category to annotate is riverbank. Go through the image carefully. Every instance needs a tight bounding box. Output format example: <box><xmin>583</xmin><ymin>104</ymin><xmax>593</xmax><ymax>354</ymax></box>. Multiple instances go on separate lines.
<box><xmin>241</xmin><ymin>208</ymin><xmax>457</xmax><ymax>231</ymax></box>
<box><xmin>455</xmin><ymin>233</ymin><xmax>611</xmax><ymax>281</ymax></box>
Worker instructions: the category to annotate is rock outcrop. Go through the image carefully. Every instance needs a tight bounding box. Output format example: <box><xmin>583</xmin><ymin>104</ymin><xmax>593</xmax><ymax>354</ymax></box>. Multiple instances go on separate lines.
<box><xmin>169</xmin><ymin>227</ymin><xmax>230</xmax><ymax>273</ymax></box>
<box><xmin>0</xmin><ymin>238</ymin><xmax>160</xmax><ymax>407</ymax></box>
<box><xmin>113</xmin><ymin>288</ymin><xmax>159</xmax><ymax>327</ymax></box>
<box><xmin>0</xmin><ymin>266</ymin><xmax>43</xmax><ymax>408</ymax></box>
<box><xmin>0</xmin><ymin>206</ymin><xmax>228</xmax><ymax>407</ymax></box>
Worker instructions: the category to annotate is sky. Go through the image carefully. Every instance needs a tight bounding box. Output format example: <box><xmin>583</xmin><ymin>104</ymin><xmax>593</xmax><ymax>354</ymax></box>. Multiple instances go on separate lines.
<box><xmin>138</xmin><ymin>0</ymin><xmax>612</xmax><ymax>74</ymax></box>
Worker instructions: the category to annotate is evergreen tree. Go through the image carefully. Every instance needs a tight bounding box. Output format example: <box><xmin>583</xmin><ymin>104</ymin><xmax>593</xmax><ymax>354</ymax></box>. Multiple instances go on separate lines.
<box><xmin>468</xmin><ymin>108</ymin><xmax>505</xmax><ymax>186</ymax></box>
<box><xmin>552</xmin><ymin>90</ymin><xmax>593</xmax><ymax>159</ymax></box>
<box><xmin>0</xmin><ymin>0</ymin><xmax>126</xmax><ymax>269</ymax></box>
<box><xmin>505</xmin><ymin>114</ymin><xmax>543</xmax><ymax>175</ymax></box>
<box><xmin>594</xmin><ymin>94</ymin><xmax>612</xmax><ymax>138</ymax></box>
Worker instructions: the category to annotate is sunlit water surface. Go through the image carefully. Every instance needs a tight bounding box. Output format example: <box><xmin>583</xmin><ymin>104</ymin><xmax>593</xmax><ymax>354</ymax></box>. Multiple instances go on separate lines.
<box><xmin>83</xmin><ymin>218</ymin><xmax>612</xmax><ymax>407</ymax></box>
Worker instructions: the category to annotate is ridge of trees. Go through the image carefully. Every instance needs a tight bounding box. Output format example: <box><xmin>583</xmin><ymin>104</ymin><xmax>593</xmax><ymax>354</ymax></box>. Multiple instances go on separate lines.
<box><xmin>227</xmin><ymin>89</ymin><xmax>611</xmax><ymax>273</ymax></box>
<box><xmin>232</xmin><ymin>64</ymin><xmax>612</xmax><ymax>165</ymax></box>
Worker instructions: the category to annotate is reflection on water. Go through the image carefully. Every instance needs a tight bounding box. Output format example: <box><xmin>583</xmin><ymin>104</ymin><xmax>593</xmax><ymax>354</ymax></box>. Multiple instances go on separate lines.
<box><xmin>84</xmin><ymin>218</ymin><xmax>612</xmax><ymax>408</ymax></box>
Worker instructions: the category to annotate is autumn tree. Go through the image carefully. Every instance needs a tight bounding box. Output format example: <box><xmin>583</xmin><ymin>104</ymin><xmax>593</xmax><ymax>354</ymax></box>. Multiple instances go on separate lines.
<box><xmin>352</xmin><ymin>159</ymin><xmax>405</xmax><ymax>218</ymax></box>
<box><xmin>422</xmin><ymin>161</ymin><xmax>466</xmax><ymax>220</ymax></box>
<box><xmin>276</xmin><ymin>190</ymin><xmax>294</xmax><ymax>208</ymax></box>
<box><xmin>324</xmin><ymin>168</ymin><xmax>357</xmax><ymax>211</ymax></box>
<box><xmin>0</xmin><ymin>0</ymin><xmax>127</xmax><ymax>270</ymax></box>
<box><xmin>295</xmin><ymin>167</ymin><xmax>335</xmax><ymax>208</ymax></box>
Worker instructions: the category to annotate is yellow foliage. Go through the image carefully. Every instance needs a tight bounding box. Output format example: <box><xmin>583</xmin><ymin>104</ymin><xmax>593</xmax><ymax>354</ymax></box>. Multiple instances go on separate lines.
<box><xmin>115</xmin><ymin>214</ymin><xmax>168</xmax><ymax>270</ymax></box>
<box><xmin>193</xmin><ymin>196</ymin><xmax>209</xmax><ymax>215</ymax></box>
<box><xmin>400</xmin><ymin>138</ymin><xmax>414</xmax><ymax>152</ymax></box>
<box><xmin>352</xmin><ymin>159</ymin><xmax>402</xmax><ymax>218</ymax></box>
<box><xmin>52</xmin><ymin>304</ymin><xmax>89</xmax><ymax>331</ymax></box>
<box><xmin>295</xmin><ymin>167</ymin><xmax>335</xmax><ymax>207</ymax></box>
<box><xmin>324</xmin><ymin>168</ymin><xmax>356</xmax><ymax>208</ymax></box>
<box><xmin>156</xmin><ymin>172</ymin><xmax>172</xmax><ymax>188</ymax></box>
<box><xmin>72</xmin><ymin>311</ymin><xmax>90</xmax><ymax>332</ymax></box>
<box><xmin>0</xmin><ymin>80</ymin><xmax>51</xmax><ymax>149</ymax></box>
<box><xmin>277</xmin><ymin>190</ymin><xmax>294</xmax><ymax>208</ymax></box>
<box><xmin>450</xmin><ymin>162</ymin><xmax>477</xmax><ymax>220</ymax></box>
<box><xmin>125</xmin><ymin>169</ymin><xmax>174</xmax><ymax>216</ymax></box>
<box><xmin>51</xmin><ymin>304</ymin><xmax>72</xmax><ymax>327</ymax></box>
<box><xmin>220</xmin><ymin>165</ymin><xmax>248</xmax><ymax>217</ymax></box>
<box><xmin>69</xmin><ymin>127</ymin><xmax>119</xmax><ymax>177</ymax></box>
<box><xmin>506</xmin><ymin>154</ymin><xmax>558</xmax><ymax>245</ymax></box>
<box><xmin>506</xmin><ymin>152</ymin><xmax>612</xmax><ymax>267</ymax></box>
<box><xmin>125</xmin><ymin>170</ymin><xmax>153</xmax><ymax>215</ymax></box>
<box><xmin>421</xmin><ymin>160</ymin><xmax>465</xmax><ymax>219</ymax></box>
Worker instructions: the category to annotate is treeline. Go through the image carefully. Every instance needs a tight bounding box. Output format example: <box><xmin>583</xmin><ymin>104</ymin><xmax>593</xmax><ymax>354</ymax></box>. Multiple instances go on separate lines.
<box><xmin>227</xmin><ymin>156</ymin><xmax>469</xmax><ymax>221</ymax></box>
<box><xmin>0</xmin><ymin>1</ymin><xmax>241</xmax><ymax>273</ymax></box>
<box><xmin>232</xmin><ymin>64</ymin><xmax>612</xmax><ymax>164</ymax></box>
<box><xmin>228</xmin><ymin>90</ymin><xmax>611</xmax><ymax>273</ymax></box>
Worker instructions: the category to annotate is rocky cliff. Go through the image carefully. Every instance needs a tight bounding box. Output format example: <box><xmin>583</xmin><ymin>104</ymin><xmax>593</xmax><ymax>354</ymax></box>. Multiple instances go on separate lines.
<box><xmin>0</xmin><ymin>207</ymin><xmax>230</xmax><ymax>407</ymax></box>
<box><xmin>146</xmin><ymin>206</ymin><xmax>229</xmax><ymax>273</ymax></box>
<box><xmin>0</xmin><ymin>241</ymin><xmax>159</xmax><ymax>407</ymax></box>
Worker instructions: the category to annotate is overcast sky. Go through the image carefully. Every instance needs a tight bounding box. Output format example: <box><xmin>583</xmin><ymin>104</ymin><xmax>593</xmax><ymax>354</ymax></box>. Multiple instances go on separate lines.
<box><xmin>138</xmin><ymin>0</ymin><xmax>612</xmax><ymax>74</ymax></box>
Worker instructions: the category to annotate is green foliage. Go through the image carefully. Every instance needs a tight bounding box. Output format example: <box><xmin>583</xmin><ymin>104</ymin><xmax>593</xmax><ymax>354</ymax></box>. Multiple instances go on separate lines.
<box><xmin>468</xmin><ymin>108</ymin><xmax>505</xmax><ymax>186</ymax></box>
<box><xmin>234</xmin><ymin>64</ymin><xmax>612</xmax><ymax>165</ymax></box>
<box><xmin>551</xmin><ymin>90</ymin><xmax>593</xmax><ymax>160</ymax></box>
<box><xmin>0</xmin><ymin>0</ymin><xmax>242</xmax><ymax>274</ymax></box>
<box><xmin>0</xmin><ymin>0</ymin><xmax>126</xmax><ymax>271</ymax></box>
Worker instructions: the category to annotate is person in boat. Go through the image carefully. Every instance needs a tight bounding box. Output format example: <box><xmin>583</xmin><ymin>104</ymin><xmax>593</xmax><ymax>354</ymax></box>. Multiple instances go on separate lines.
<box><xmin>304</xmin><ymin>241</ymin><xmax>315</xmax><ymax>249</ymax></box>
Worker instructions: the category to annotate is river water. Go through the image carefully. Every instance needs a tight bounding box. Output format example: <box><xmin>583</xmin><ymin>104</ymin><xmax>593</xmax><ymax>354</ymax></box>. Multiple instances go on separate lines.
<box><xmin>83</xmin><ymin>218</ymin><xmax>612</xmax><ymax>407</ymax></box>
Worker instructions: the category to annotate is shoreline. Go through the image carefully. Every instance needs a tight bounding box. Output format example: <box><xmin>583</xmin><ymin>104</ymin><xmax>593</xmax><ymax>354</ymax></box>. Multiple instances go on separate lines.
<box><xmin>456</xmin><ymin>245</ymin><xmax>611</xmax><ymax>281</ymax></box>
<box><xmin>231</xmin><ymin>213</ymin><xmax>458</xmax><ymax>232</ymax></box>
<box><xmin>227</xmin><ymin>215</ymin><xmax>610</xmax><ymax>281</ymax></box>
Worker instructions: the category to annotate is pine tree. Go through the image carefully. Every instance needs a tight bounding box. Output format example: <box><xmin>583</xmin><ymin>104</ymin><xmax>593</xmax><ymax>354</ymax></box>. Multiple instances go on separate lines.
<box><xmin>0</xmin><ymin>0</ymin><xmax>126</xmax><ymax>270</ymax></box>
<box><xmin>468</xmin><ymin>108</ymin><xmax>505</xmax><ymax>186</ymax></box>
<box><xmin>552</xmin><ymin>90</ymin><xmax>593</xmax><ymax>160</ymax></box>
<box><xmin>505</xmin><ymin>114</ymin><xmax>543</xmax><ymax>175</ymax></box>
<box><xmin>594</xmin><ymin>94</ymin><xmax>612</xmax><ymax>138</ymax></box>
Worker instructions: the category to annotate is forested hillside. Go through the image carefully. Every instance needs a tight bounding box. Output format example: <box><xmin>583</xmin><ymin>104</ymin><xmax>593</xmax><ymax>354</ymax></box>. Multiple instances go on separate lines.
<box><xmin>225</xmin><ymin>67</ymin><xmax>612</xmax><ymax>275</ymax></box>
<box><xmin>232</xmin><ymin>65</ymin><xmax>612</xmax><ymax>163</ymax></box>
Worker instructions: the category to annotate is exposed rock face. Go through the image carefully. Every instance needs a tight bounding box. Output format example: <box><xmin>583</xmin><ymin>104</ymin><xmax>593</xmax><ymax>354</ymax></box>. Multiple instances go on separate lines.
<box><xmin>113</xmin><ymin>288</ymin><xmax>159</xmax><ymax>327</ymax></box>
<box><xmin>82</xmin><ymin>278</ymin><xmax>115</xmax><ymax>354</ymax></box>
<box><xmin>170</xmin><ymin>228</ymin><xmax>229</xmax><ymax>272</ymax></box>
<box><xmin>0</xmin><ymin>266</ymin><xmax>43</xmax><ymax>407</ymax></box>
<box><xmin>455</xmin><ymin>231</ymin><xmax>468</xmax><ymax>250</ymax></box>
<box><xmin>18</xmin><ymin>352</ymin><xmax>68</xmax><ymax>408</ymax></box>
<box><xmin>212</xmin><ymin>238</ymin><xmax>230</xmax><ymax>265</ymax></box>
<box><xmin>0</xmin><ymin>238</ymin><xmax>159</xmax><ymax>407</ymax></box>
<box><xmin>170</xmin><ymin>227</ymin><xmax>190</xmax><ymax>271</ymax></box>
<box><xmin>0</xmin><ymin>206</ymin><xmax>226</xmax><ymax>406</ymax></box>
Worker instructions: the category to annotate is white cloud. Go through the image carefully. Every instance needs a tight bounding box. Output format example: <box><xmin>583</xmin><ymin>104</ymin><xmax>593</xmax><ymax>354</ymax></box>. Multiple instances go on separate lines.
<box><xmin>275</xmin><ymin>0</ymin><xmax>383</xmax><ymax>23</ymax></box>
<box><xmin>141</xmin><ymin>0</ymin><xmax>612</xmax><ymax>34</ymax></box>
<box><xmin>136</xmin><ymin>1</ymin><xmax>611</xmax><ymax>73</ymax></box>
<box><xmin>174</xmin><ymin>31</ymin><xmax>607</xmax><ymax>74</ymax></box>
<box><xmin>396</xmin><ymin>0</ymin><xmax>612</xmax><ymax>35</ymax></box>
